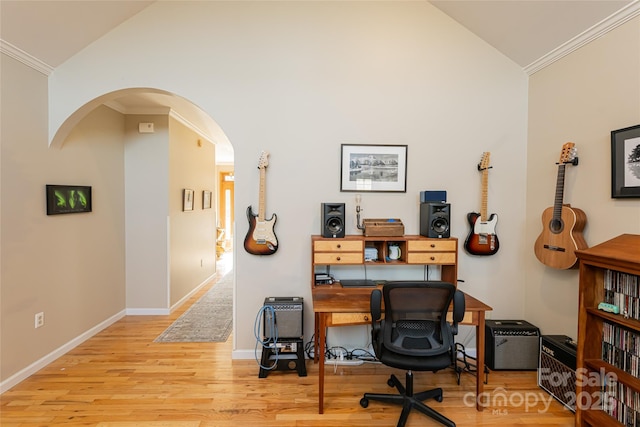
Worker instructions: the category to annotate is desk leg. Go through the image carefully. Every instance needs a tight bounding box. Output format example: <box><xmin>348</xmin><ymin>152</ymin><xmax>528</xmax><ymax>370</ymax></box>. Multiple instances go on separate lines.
<box><xmin>476</xmin><ymin>310</ymin><xmax>486</xmax><ymax>411</ymax></box>
<box><xmin>313</xmin><ymin>313</ymin><xmax>319</xmax><ymax>363</ymax></box>
<box><xmin>318</xmin><ymin>313</ymin><xmax>326</xmax><ymax>414</ymax></box>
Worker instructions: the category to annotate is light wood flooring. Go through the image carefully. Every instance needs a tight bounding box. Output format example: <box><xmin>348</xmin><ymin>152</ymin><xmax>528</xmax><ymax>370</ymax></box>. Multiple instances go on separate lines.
<box><xmin>1</xmin><ymin>258</ymin><xmax>575</xmax><ymax>426</ymax></box>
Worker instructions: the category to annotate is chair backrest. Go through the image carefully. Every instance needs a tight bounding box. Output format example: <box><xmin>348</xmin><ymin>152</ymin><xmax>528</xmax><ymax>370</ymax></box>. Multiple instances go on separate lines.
<box><xmin>381</xmin><ymin>281</ymin><xmax>456</xmax><ymax>358</ymax></box>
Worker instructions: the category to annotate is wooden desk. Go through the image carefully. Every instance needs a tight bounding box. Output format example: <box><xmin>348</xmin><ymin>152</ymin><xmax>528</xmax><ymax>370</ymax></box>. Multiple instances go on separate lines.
<box><xmin>312</xmin><ymin>286</ymin><xmax>492</xmax><ymax>413</ymax></box>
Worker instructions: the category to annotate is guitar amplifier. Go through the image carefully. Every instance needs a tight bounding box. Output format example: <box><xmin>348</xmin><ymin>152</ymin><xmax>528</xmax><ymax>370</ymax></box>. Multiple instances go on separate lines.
<box><xmin>485</xmin><ymin>320</ymin><xmax>540</xmax><ymax>370</ymax></box>
<box><xmin>538</xmin><ymin>335</ymin><xmax>577</xmax><ymax>412</ymax></box>
<box><xmin>263</xmin><ymin>297</ymin><xmax>304</xmax><ymax>340</ymax></box>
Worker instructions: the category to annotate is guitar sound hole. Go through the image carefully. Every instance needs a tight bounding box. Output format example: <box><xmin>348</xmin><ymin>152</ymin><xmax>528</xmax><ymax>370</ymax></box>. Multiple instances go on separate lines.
<box><xmin>549</xmin><ymin>219</ymin><xmax>564</xmax><ymax>234</ymax></box>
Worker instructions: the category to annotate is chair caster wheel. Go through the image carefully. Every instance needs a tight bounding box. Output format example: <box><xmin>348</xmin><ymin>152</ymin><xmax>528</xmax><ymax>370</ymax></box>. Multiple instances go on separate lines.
<box><xmin>360</xmin><ymin>397</ymin><xmax>369</xmax><ymax>408</ymax></box>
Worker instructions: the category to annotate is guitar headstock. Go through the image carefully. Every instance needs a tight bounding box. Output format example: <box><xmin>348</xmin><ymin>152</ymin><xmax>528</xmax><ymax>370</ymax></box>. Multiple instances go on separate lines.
<box><xmin>559</xmin><ymin>142</ymin><xmax>578</xmax><ymax>165</ymax></box>
<box><xmin>478</xmin><ymin>152</ymin><xmax>491</xmax><ymax>171</ymax></box>
<box><xmin>257</xmin><ymin>151</ymin><xmax>270</xmax><ymax>170</ymax></box>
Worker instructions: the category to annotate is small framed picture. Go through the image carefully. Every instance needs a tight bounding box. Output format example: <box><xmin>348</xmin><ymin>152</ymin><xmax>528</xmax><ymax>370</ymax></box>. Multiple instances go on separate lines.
<box><xmin>183</xmin><ymin>189</ymin><xmax>194</xmax><ymax>211</ymax></box>
<box><xmin>46</xmin><ymin>185</ymin><xmax>92</xmax><ymax>215</ymax></box>
<box><xmin>611</xmin><ymin>124</ymin><xmax>640</xmax><ymax>198</ymax></box>
<box><xmin>340</xmin><ymin>144</ymin><xmax>408</xmax><ymax>192</ymax></box>
<box><xmin>202</xmin><ymin>190</ymin><xmax>212</xmax><ymax>209</ymax></box>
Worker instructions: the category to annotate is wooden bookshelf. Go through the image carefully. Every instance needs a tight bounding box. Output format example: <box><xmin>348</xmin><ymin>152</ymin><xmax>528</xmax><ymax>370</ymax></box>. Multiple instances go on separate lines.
<box><xmin>575</xmin><ymin>234</ymin><xmax>640</xmax><ymax>426</ymax></box>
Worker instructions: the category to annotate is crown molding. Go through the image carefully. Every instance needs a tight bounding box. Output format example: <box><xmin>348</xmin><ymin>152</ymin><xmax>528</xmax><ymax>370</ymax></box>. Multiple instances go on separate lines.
<box><xmin>169</xmin><ymin>110</ymin><xmax>215</xmax><ymax>145</ymax></box>
<box><xmin>525</xmin><ymin>0</ymin><xmax>640</xmax><ymax>75</ymax></box>
<box><xmin>0</xmin><ymin>39</ymin><xmax>54</xmax><ymax>76</ymax></box>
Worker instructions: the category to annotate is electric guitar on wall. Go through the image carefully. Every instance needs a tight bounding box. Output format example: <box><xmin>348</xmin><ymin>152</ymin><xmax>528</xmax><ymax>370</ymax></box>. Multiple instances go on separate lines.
<box><xmin>534</xmin><ymin>142</ymin><xmax>587</xmax><ymax>269</ymax></box>
<box><xmin>464</xmin><ymin>152</ymin><xmax>499</xmax><ymax>256</ymax></box>
<box><xmin>244</xmin><ymin>151</ymin><xmax>278</xmax><ymax>255</ymax></box>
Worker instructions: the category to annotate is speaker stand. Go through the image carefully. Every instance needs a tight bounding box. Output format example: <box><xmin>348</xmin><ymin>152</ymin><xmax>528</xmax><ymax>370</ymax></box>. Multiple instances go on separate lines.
<box><xmin>258</xmin><ymin>338</ymin><xmax>307</xmax><ymax>378</ymax></box>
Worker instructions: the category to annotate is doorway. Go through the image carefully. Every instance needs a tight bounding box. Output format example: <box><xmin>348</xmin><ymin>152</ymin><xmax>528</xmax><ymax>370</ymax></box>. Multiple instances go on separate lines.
<box><xmin>218</xmin><ymin>170</ymin><xmax>235</xmax><ymax>255</ymax></box>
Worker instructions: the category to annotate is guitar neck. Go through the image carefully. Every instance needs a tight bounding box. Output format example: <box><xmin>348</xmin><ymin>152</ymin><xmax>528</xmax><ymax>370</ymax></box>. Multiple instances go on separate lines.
<box><xmin>258</xmin><ymin>167</ymin><xmax>266</xmax><ymax>222</ymax></box>
<box><xmin>552</xmin><ymin>164</ymin><xmax>566</xmax><ymax>219</ymax></box>
<box><xmin>480</xmin><ymin>168</ymin><xmax>488</xmax><ymax>221</ymax></box>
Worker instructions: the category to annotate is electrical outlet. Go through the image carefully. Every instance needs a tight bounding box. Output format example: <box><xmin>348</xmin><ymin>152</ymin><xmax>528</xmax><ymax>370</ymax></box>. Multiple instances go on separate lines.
<box><xmin>34</xmin><ymin>312</ymin><xmax>44</xmax><ymax>328</ymax></box>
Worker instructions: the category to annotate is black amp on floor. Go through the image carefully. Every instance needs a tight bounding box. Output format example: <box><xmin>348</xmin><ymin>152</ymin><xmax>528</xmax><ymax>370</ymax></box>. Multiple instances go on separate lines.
<box><xmin>485</xmin><ymin>320</ymin><xmax>540</xmax><ymax>370</ymax></box>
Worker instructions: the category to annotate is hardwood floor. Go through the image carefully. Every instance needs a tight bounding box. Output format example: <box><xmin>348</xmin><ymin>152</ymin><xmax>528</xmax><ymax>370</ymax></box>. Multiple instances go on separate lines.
<box><xmin>1</xmin><ymin>259</ymin><xmax>575</xmax><ymax>426</ymax></box>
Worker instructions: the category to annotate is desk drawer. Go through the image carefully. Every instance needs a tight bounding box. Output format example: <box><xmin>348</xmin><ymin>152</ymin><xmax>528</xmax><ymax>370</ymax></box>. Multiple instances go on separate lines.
<box><xmin>314</xmin><ymin>240</ymin><xmax>363</xmax><ymax>252</ymax></box>
<box><xmin>407</xmin><ymin>252</ymin><xmax>456</xmax><ymax>264</ymax></box>
<box><xmin>314</xmin><ymin>252</ymin><xmax>363</xmax><ymax>264</ymax></box>
<box><xmin>328</xmin><ymin>313</ymin><xmax>371</xmax><ymax>326</ymax></box>
<box><xmin>408</xmin><ymin>240</ymin><xmax>457</xmax><ymax>252</ymax></box>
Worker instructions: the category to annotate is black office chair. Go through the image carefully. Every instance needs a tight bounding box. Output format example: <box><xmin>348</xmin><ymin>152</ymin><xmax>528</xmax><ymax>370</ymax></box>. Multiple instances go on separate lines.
<box><xmin>360</xmin><ymin>281</ymin><xmax>465</xmax><ymax>427</ymax></box>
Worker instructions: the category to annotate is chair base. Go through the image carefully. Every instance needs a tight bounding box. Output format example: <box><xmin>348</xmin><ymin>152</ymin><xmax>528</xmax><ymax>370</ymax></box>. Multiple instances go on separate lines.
<box><xmin>360</xmin><ymin>371</ymin><xmax>455</xmax><ymax>427</ymax></box>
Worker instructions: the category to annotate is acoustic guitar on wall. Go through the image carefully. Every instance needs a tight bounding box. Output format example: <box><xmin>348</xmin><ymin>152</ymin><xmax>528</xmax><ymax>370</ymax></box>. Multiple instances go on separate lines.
<box><xmin>534</xmin><ymin>142</ymin><xmax>587</xmax><ymax>269</ymax></box>
<box><xmin>464</xmin><ymin>152</ymin><xmax>499</xmax><ymax>256</ymax></box>
<box><xmin>244</xmin><ymin>151</ymin><xmax>278</xmax><ymax>256</ymax></box>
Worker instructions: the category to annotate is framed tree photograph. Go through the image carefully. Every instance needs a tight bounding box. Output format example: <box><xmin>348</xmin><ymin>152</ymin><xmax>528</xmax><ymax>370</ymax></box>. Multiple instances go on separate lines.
<box><xmin>183</xmin><ymin>189</ymin><xmax>194</xmax><ymax>211</ymax></box>
<box><xmin>611</xmin><ymin>124</ymin><xmax>640</xmax><ymax>198</ymax></box>
<box><xmin>202</xmin><ymin>190</ymin><xmax>212</xmax><ymax>209</ymax></box>
<box><xmin>340</xmin><ymin>144</ymin><xmax>408</xmax><ymax>192</ymax></box>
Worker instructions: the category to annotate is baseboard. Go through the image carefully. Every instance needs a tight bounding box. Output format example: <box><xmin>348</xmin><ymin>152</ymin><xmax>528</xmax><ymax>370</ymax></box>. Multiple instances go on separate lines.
<box><xmin>232</xmin><ymin>349</ymin><xmax>258</xmax><ymax>360</ymax></box>
<box><xmin>125</xmin><ymin>272</ymin><xmax>215</xmax><ymax>316</ymax></box>
<box><xmin>0</xmin><ymin>310</ymin><xmax>126</xmax><ymax>393</ymax></box>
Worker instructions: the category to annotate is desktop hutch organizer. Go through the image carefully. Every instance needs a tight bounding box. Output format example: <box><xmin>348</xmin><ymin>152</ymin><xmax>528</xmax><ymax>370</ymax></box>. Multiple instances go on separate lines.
<box><xmin>310</xmin><ymin>234</ymin><xmax>492</xmax><ymax>414</ymax></box>
<box><xmin>311</xmin><ymin>234</ymin><xmax>458</xmax><ymax>286</ymax></box>
<box><xmin>575</xmin><ymin>234</ymin><xmax>640</xmax><ymax>426</ymax></box>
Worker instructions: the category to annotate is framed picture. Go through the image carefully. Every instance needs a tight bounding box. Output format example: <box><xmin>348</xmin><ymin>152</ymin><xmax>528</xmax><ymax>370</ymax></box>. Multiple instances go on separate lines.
<box><xmin>183</xmin><ymin>189</ymin><xmax>194</xmax><ymax>211</ymax></box>
<box><xmin>340</xmin><ymin>144</ymin><xmax>408</xmax><ymax>192</ymax></box>
<box><xmin>611</xmin><ymin>124</ymin><xmax>640</xmax><ymax>198</ymax></box>
<box><xmin>202</xmin><ymin>190</ymin><xmax>212</xmax><ymax>209</ymax></box>
<box><xmin>46</xmin><ymin>185</ymin><xmax>92</xmax><ymax>215</ymax></box>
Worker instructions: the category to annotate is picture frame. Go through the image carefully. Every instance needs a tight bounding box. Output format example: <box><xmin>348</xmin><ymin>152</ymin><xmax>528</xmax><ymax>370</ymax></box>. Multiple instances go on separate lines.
<box><xmin>611</xmin><ymin>124</ymin><xmax>640</xmax><ymax>198</ymax></box>
<box><xmin>340</xmin><ymin>144</ymin><xmax>408</xmax><ymax>192</ymax></box>
<box><xmin>202</xmin><ymin>190</ymin><xmax>212</xmax><ymax>209</ymax></box>
<box><xmin>183</xmin><ymin>189</ymin><xmax>194</xmax><ymax>211</ymax></box>
<box><xmin>46</xmin><ymin>185</ymin><xmax>92</xmax><ymax>215</ymax></box>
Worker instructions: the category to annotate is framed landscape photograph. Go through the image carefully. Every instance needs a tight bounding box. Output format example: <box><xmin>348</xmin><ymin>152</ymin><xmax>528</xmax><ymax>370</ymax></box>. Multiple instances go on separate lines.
<box><xmin>611</xmin><ymin>124</ymin><xmax>640</xmax><ymax>198</ymax></box>
<box><xmin>183</xmin><ymin>189</ymin><xmax>194</xmax><ymax>211</ymax></box>
<box><xmin>46</xmin><ymin>185</ymin><xmax>92</xmax><ymax>215</ymax></box>
<box><xmin>340</xmin><ymin>144</ymin><xmax>407</xmax><ymax>192</ymax></box>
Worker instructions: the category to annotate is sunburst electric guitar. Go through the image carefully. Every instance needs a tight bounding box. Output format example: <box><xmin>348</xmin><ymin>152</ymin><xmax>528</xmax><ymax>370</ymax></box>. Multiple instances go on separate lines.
<box><xmin>534</xmin><ymin>142</ymin><xmax>587</xmax><ymax>269</ymax></box>
<box><xmin>244</xmin><ymin>151</ymin><xmax>278</xmax><ymax>255</ymax></box>
<box><xmin>464</xmin><ymin>152</ymin><xmax>499</xmax><ymax>256</ymax></box>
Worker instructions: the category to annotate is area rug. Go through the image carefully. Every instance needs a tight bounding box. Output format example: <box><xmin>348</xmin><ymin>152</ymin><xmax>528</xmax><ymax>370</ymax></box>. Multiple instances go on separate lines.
<box><xmin>155</xmin><ymin>272</ymin><xmax>233</xmax><ymax>343</ymax></box>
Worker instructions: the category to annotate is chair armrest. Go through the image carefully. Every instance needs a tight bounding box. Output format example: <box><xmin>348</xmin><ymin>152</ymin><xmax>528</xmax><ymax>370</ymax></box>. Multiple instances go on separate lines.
<box><xmin>451</xmin><ymin>290</ymin><xmax>466</xmax><ymax>335</ymax></box>
<box><xmin>370</xmin><ymin>289</ymin><xmax>382</xmax><ymax>322</ymax></box>
<box><xmin>370</xmin><ymin>289</ymin><xmax>383</xmax><ymax>355</ymax></box>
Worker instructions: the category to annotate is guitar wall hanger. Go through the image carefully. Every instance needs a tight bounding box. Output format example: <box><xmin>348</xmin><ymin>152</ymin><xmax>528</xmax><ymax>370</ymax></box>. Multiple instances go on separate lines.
<box><xmin>557</xmin><ymin>157</ymin><xmax>579</xmax><ymax>166</ymax></box>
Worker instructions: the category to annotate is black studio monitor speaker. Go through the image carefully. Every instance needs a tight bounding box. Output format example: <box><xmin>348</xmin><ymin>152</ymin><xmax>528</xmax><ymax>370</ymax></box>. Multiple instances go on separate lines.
<box><xmin>321</xmin><ymin>203</ymin><xmax>345</xmax><ymax>238</ymax></box>
<box><xmin>420</xmin><ymin>203</ymin><xmax>450</xmax><ymax>238</ymax></box>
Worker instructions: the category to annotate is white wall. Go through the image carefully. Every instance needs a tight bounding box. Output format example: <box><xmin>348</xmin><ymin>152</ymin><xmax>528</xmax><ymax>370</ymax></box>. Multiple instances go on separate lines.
<box><xmin>525</xmin><ymin>16</ymin><xmax>640</xmax><ymax>339</ymax></box>
<box><xmin>168</xmin><ymin>116</ymin><xmax>217</xmax><ymax>307</ymax></box>
<box><xmin>1</xmin><ymin>54</ymin><xmax>127</xmax><ymax>382</ymax></box>
<box><xmin>124</xmin><ymin>114</ymin><xmax>170</xmax><ymax>312</ymax></box>
<box><xmin>47</xmin><ymin>1</ymin><xmax>529</xmax><ymax>354</ymax></box>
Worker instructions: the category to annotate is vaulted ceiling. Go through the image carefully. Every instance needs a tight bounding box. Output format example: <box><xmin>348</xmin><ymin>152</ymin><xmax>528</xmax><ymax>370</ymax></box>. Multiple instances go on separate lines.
<box><xmin>1</xmin><ymin>0</ymin><xmax>638</xmax><ymax>163</ymax></box>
